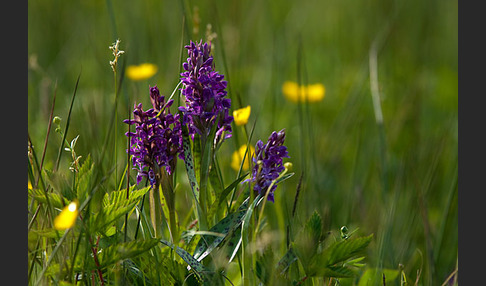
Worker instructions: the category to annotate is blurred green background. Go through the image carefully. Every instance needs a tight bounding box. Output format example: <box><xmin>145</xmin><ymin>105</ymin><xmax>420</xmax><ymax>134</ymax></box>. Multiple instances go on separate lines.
<box><xmin>28</xmin><ymin>0</ymin><xmax>457</xmax><ymax>284</ymax></box>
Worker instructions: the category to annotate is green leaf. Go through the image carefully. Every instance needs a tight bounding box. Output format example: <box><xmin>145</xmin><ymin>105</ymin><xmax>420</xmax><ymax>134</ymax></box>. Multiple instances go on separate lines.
<box><xmin>181</xmin><ymin>124</ymin><xmax>200</xmax><ymax>202</ymax></box>
<box><xmin>30</xmin><ymin>228</ymin><xmax>67</xmax><ymax>239</ymax></box>
<box><xmin>88</xmin><ymin>186</ymin><xmax>150</xmax><ymax>233</ymax></box>
<box><xmin>217</xmin><ymin>173</ymin><xmax>249</xmax><ymax>208</ymax></box>
<box><xmin>321</xmin><ymin>265</ymin><xmax>356</xmax><ymax>278</ymax></box>
<box><xmin>276</xmin><ymin>248</ymin><xmax>298</xmax><ymax>275</ymax></box>
<box><xmin>305</xmin><ymin>211</ymin><xmax>322</xmax><ymax>245</ymax></box>
<box><xmin>181</xmin><ymin>123</ymin><xmax>206</xmax><ymax>230</ymax></box>
<box><xmin>193</xmin><ymin>197</ymin><xmax>249</xmax><ymax>262</ymax></box>
<box><xmin>357</xmin><ymin>268</ymin><xmax>400</xmax><ymax>286</ymax></box>
<box><xmin>44</xmin><ymin>169</ymin><xmax>75</xmax><ymax>201</ymax></box>
<box><xmin>208</xmin><ymin>160</ymin><xmax>223</xmax><ymax>203</ymax></box>
<box><xmin>255</xmin><ymin>247</ymin><xmax>275</xmax><ymax>285</ymax></box>
<box><xmin>206</xmin><ymin>162</ymin><xmax>225</xmax><ymax>222</ymax></box>
<box><xmin>309</xmin><ymin>234</ymin><xmax>373</xmax><ymax>277</ymax></box>
<box><xmin>98</xmin><ymin>238</ymin><xmax>159</xmax><ymax>268</ymax></box>
<box><xmin>326</xmin><ymin>234</ymin><xmax>373</xmax><ymax>266</ymax></box>
<box><xmin>75</xmin><ymin>154</ymin><xmax>93</xmax><ymax>203</ymax></box>
<box><xmin>219</xmin><ymin>225</ymin><xmax>243</xmax><ymax>263</ymax></box>
<box><xmin>276</xmin><ymin>172</ymin><xmax>295</xmax><ymax>185</ymax></box>
<box><xmin>293</xmin><ymin>210</ymin><xmax>322</xmax><ymax>270</ymax></box>
<box><xmin>29</xmin><ymin>187</ymin><xmax>69</xmax><ymax>209</ymax></box>
<box><xmin>241</xmin><ymin>195</ymin><xmax>264</xmax><ymax>248</ymax></box>
<box><xmin>160</xmin><ymin>239</ymin><xmax>213</xmax><ymax>282</ymax></box>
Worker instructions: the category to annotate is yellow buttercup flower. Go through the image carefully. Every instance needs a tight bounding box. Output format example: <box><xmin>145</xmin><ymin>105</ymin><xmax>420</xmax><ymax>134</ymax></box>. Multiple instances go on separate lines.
<box><xmin>126</xmin><ymin>63</ymin><xmax>158</xmax><ymax>81</ymax></box>
<box><xmin>233</xmin><ymin>105</ymin><xmax>251</xmax><ymax>126</ymax></box>
<box><xmin>282</xmin><ymin>81</ymin><xmax>325</xmax><ymax>103</ymax></box>
<box><xmin>28</xmin><ymin>181</ymin><xmax>33</xmax><ymax>190</ymax></box>
<box><xmin>54</xmin><ymin>200</ymin><xmax>79</xmax><ymax>230</ymax></box>
<box><xmin>231</xmin><ymin>145</ymin><xmax>255</xmax><ymax>171</ymax></box>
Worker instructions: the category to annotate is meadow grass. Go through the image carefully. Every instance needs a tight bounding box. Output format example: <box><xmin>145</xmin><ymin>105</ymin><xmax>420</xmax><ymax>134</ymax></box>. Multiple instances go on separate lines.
<box><xmin>28</xmin><ymin>0</ymin><xmax>457</xmax><ymax>285</ymax></box>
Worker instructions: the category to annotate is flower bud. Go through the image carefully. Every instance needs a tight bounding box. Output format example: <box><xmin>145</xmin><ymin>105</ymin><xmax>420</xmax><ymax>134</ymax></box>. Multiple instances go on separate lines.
<box><xmin>284</xmin><ymin>162</ymin><xmax>293</xmax><ymax>171</ymax></box>
<box><xmin>53</xmin><ymin>116</ymin><xmax>62</xmax><ymax>125</ymax></box>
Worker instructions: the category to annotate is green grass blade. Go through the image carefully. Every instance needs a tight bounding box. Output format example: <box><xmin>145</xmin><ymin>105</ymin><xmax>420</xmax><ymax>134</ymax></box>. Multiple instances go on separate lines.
<box><xmin>217</xmin><ymin>173</ymin><xmax>249</xmax><ymax>208</ymax></box>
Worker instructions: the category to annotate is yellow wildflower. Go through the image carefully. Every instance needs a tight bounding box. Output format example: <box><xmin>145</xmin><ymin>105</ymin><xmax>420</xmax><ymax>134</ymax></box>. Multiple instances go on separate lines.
<box><xmin>231</xmin><ymin>145</ymin><xmax>255</xmax><ymax>171</ymax></box>
<box><xmin>28</xmin><ymin>181</ymin><xmax>33</xmax><ymax>190</ymax></box>
<box><xmin>54</xmin><ymin>200</ymin><xmax>79</xmax><ymax>230</ymax></box>
<box><xmin>233</xmin><ymin>105</ymin><xmax>251</xmax><ymax>126</ymax></box>
<box><xmin>126</xmin><ymin>63</ymin><xmax>158</xmax><ymax>81</ymax></box>
<box><xmin>282</xmin><ymin>81</ymin><xmax>325</xmax><ymax>103</ymax></box>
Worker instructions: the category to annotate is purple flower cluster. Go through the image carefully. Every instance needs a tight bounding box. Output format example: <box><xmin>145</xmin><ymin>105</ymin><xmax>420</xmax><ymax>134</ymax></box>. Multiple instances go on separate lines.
<box><xmin>179</xmin><ymin>40</ymin><xmax>233</xmax><ymax>141</ymax></box>
<box><xmin>251</xmin><ymin>129</ymin><xmax>289</xmax><ymax>202</ymax></box>
<box><xmin>124</xmin><ymin>86</ymin><xmax>183</xmax><ymax>185</ymax></box>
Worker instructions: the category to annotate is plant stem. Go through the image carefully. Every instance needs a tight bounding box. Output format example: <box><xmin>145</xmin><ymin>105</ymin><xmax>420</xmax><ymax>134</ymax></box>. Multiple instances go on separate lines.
<box><xmin>149</xmin><ymin>180</ymin><xmax>164</xmax><ymax>238</ymax></box>
<box><xmin>160</xmin><ymin>168</ymin><xmax>178</xmax><ymax>244</ymax></box>
<box><xmin>87</xmin><ymin>235</ymin><xmax>104</xmax><ymax>285</ymax></box>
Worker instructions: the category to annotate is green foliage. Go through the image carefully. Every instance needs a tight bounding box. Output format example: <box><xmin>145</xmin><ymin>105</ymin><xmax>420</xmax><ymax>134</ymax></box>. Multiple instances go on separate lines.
<box><xmin>29</xmin><ymin>186</ymin><xmax>69</xmax><ymax>210</ymax></box>
<box><xmin>308</xmin><ymin>234</ymin><xmax>373</xmax><ymax>278</ymax></box>
<box><xmin>88</xmin><ymin>185</ymin><xmax>150</xmax><ymax>233</ymax></box>
<box><xmin>293</xmin><ymin>210</ymin><xmax>322</xmax><ymax>269</ymax></box>
<box><xmin>286</xmin><ymin>210</ymin><xmax>372</xmax><ymax>280</ymax></box>
<box><xmin>276</xmin><ymin>248</ymin><xmax>299</xmax><ymax>275</ymax></box>
<box><xmin>193</xmin><ymin>206</ymin><xmax>246</xmax><ymax>262</ymax></box>
<box><xmin>75</xmin><ymin>154</ymin><xmax>93</xmax><ymax>203</ymax></box>
<box><xmin>255</xmin><ymin>247</ymin><xmax>275</xmax><ymax>285</ymax></box>
<box><xmin>98</xmin><ymin>238</ymin><xmax>160</xmax><ymax>269</ymax></box>
<box><xmin>160</xmin><ymin>239</ymin><xmax>221</xmax><ymax>285</ymax></box>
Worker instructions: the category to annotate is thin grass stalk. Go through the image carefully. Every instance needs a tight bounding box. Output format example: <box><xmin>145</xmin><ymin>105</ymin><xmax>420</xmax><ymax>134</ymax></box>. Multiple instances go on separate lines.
<box><xmin>369</xmin><ymin>41</ymin><xmax>388</xmax><ymax>196</ymax></box>
<box><xmin>124</xmin><ymin>87</ymin><xmax>131</xmax><ymax>243</ymax></box>
<box><xmin>178</xmin><ymin>0</ymin><xmax>192</xmax><ymax>46</ymax></box>
<box><xmin>34</xmin><ymin>228</ymin><xmax>72</xmax><ymax>286</ymax></box>
<box><xmin>134</xmin><ymin>178</ymin><xmax>149</xmax><ymax>239</ymax></box>
<box><xmin>254</xmin><ymin>167</ymin><xmax>289</xmax><ymax>241</ymax></box>
<box><xmin>369</xmin><ymin>40</ymin><xmax>390</xmax><ymax>276</ymax></box>
<box><xmin>36</xmin><ymin>80</ymin><xmax>57</xmax><ymax>190</ymax></box>
<box><xmin>241</xmin><ymin>191</ymin><xmax>261</xmax><ymax>286</ymax></box>
<box><xmin>105</xmin><ymin>0</ymin><xmax>118</xmax><ymax>40</ymax></box>
<box><xmin>433</xmin><ymin>164</ymin><xmax>457</xmax><ymax>267</ymax></box>
<box><xmin>210</xmin><ymin>0</ymin><xmax>239</xmax><ymax>109</ymax></box>
<box><xmin>68</xmin><ymin>225</ymin><xmax>84</xmax><ymax>283</ymax></box>
<box><xmin>28</xmin><ymin>134</ymin><xmax>57</xmax><ymax>237</ymax></box>
<box><xmin>28</xmin><ymin>208</ymin><xmax>54</xmax><ymax>284</ymax></box>
<box><xmin>54</xmin><ymin>72</ymin><xmax>81</xmax><ymax>172</ymax></box>
<box><xmin>75</xmin><ymin>213</ymin><xmax>106</xmax><ymax>285</ymax></box>
<box><xmin>228</xmin><ymin>117</ymin><xmax>257</xmax><ymax>212</ymax></box>
<box><xmin>28</xmin><ymin>153</ymin><xmax>37</xmax><ymax>208</ymax></box>
<box><xmin>96</xmin><ymin>60</ymin><xmax>124</xmax><ymax>183</ymax></box>
<box><xmin>114</xmin><ymin>62</ymin><xmax>118</xmax><ymax>191</ymax></box>
<box><xmin>28</xmin><ymin>239</ymin><xmax>42</xmax><ymax>283</ymax></box>
<box><xmin>295</xmin><ymin>36</ymin><xmax>307</xmax><ymax>181</ymax></box>
<box><xmin>28</xmin><ymin>146</ymin><xmax>46</xmax><ymax>225</ymax></box>
<box><xmin>178</xmin><ymin>16</ymin><xmax>186</xmax><ymax>108</ymax></box>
